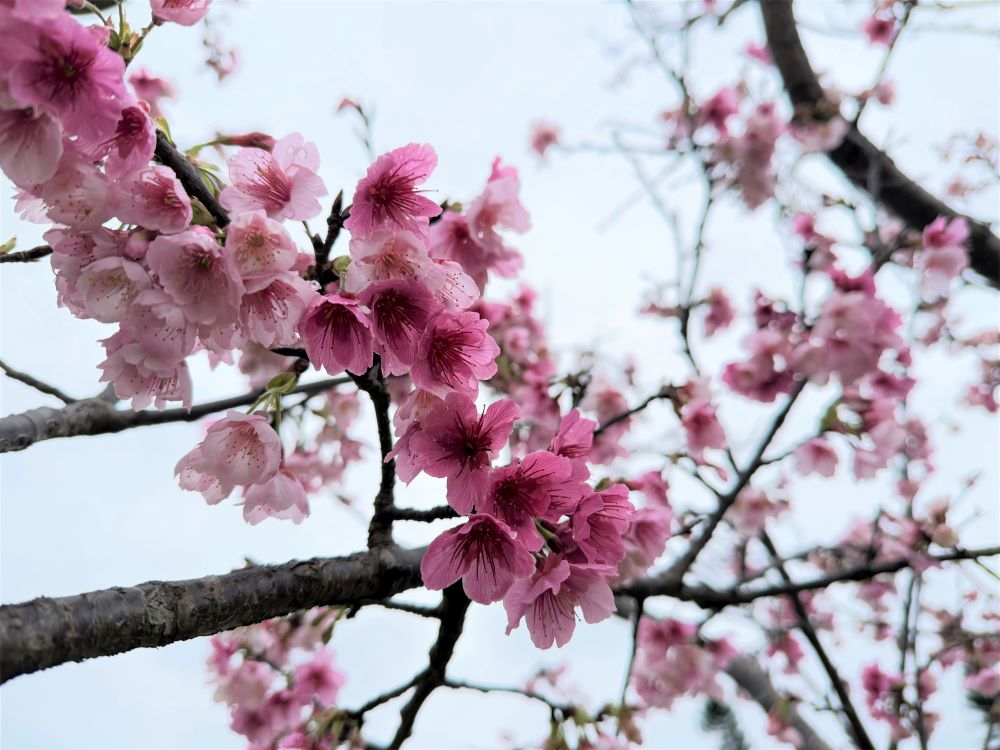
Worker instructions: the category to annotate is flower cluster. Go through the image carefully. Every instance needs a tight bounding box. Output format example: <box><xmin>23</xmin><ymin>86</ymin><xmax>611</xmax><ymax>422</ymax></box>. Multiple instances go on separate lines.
<box><xmin>208</xmin><ymin>609</ymin><xmax>346</xmax><ymax>750</ymax></box>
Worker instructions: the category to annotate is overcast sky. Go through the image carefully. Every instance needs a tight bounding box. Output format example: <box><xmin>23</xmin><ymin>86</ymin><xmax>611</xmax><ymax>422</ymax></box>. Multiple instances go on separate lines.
<box><xmin>1</xmin><ymin>1</ymin><xmax>998</xmax><ymax>748</ymax></box>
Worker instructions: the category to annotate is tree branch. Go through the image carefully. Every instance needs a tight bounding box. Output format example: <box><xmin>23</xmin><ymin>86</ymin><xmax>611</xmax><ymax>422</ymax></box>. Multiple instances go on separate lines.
<box><xmin>387</xmin><ymin>585</ymin><xmax>470</xmax><ymax>750</ymax></box>
<box><xmin>0</xmin><ymin>358</ymin><xmax>76</xmax><ymax>404</ymax></box>
<box><xmin>760</xmin><ymin>531</ymin><xmax>875</xmax><ymax>750</ymax></box>
<box><xmin>0</xmin><ymin>545</ymin><xmax>424</xmax><ymax>683</ymax></box>
<box><xmin>759</xmin><ymin>0</ymin><xmax>999</xmax><ymax>287</ymax></box>
<box><xmin>724</xmin><ymin>656</ymin><xmax>834</xmax><ymax>750</ymax></box>
<box><xmin>154</xmin><ymin>130</ymin><xmax>230</xmax><ymax>228</ymax></box>
<box><xmin>351</xmin><ymin>366</ymin><xmax>397</xmax><ymax>548</ymax></box>
<box><xmin>0</xmin><ymin>377</ymin><xmax>350</xmax><ymax>453</ymax></box>
<box><xmin>0</xmin><ymin>245</ymin><xmax>53</xmax><ymax>264</ymax></box>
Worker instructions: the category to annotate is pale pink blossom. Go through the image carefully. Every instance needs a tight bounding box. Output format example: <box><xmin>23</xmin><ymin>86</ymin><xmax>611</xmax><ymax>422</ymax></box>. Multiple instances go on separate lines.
<box><xmin>150</xmin><ymin>0</ymin><xmax>213</xmax><ymax>26</ymax></box>
<box><xmin>239</xmin><ymin>273</ymin><xmax>312</xmax><ymax>348</ymax></box>
<box><xmin>31</xmin><ymin>154</ymin><xmax>111</xmax><ymax>229</ymax></box>
<box><xmin>146</xmin><ymin>229</ymin><xmax>244</xmax><ymax>326</ymax></box>
<box><xmin>793</xmin><ymin>437</ymin><xmax>838</xmax><ymax>477</ymax></box>
<box><xmin>411</xmin><ymin>311</ymin><xmax>499</xmax><ymax>398</ymax></box>
<box><xmin>0</xmin><ymin>99</ymin><xmax>63</xmax><ymax>185</ymax></box>
<box><xmin>298</xmin><ymin>292</ymin><xmax>374</xmax><ymax>376</ymax></box>
<box><xmin>114</xmin><ymin>164</ymin><xmax>192</xmax><ymax>234</ymax></box>
<box><xmin>408</xmin><ymin>394</ymin><xmax>519</xmax><ymax>514</ymax></box>
<box><xmin>344</xmin><ymin>230</ymin><xmax>478</xmax><ymax>310</ymax></box>
<box><xmin>681</xmin><ymin>400</ymin><xmax>727</xmax><ymax>457</ymax></box>
<box><xmin>466</xmin><ymin>160</ymin><xmax>531</xmax><ymax>257</ymax></box>
<box><xmin>530</xmin><ymin>121</ymin><xmax>560</xmax><ymax>158</ymax></box>
<box><xmin>242</xmin><ymin>468</ymin><xmax>309</xmax><ymax>525</ymax></box>
<box><xmin>127</xmin><ymin>68</ymin><xmax>175</xmax><ymax>117</ymax></box>
<box><xmin>291</xmin><ymin>650</ymin><xmax>344</xmax><ymax>707</ymax></box>
<box><xmin>175</xmin><ymin>410</ymin><xmax>282</xmax><ymax>503</ymax></box>
<box><xmin>75</xmin><ymin>256</ymin><xmax>151</xmax><ymax>323</ymax></box>
<box><xmin>220</xmin><ymin>133</ymin><xmax>327</xmax><ymax>221</ymax></box>
<box><xmin>99</xmin><ymin>328</ymin><xmax>193</xmax><ymax>410</ymax></box>
<box><xmin>225</xmin><ymin>210</ymin><xmax>300</xmax><ymax>279</ymax></box>
<box><xmin>420</xmin><ymin>514</ymin><xmax>535</xmax><ymax>604</ymax></box>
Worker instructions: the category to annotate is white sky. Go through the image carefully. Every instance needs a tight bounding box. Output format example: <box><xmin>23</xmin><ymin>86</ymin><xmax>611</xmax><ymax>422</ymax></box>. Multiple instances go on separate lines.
<box><xmin>1</xmin><ymin>1</ymin><xmax>998</xmax><ymax>749</ymax></box>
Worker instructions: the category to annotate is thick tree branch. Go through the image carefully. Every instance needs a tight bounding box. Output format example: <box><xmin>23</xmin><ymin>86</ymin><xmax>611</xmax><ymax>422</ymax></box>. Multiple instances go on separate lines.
<box><xmin>154</xmin><ymin>130</ymin><xmax>230</xmax><ymax>228</ymax></box>
<box><xmin>0</xmin><ymin>377</ymin><xmax>349</xmax><ymax>453</ymax></box>
<box><xmin>0</xmin><ymin>546</ymin><xmax>424</xmax><ymax>683</ymax></box>
<box><xmin>759</xmin><ymin>0</ymin><xmax>999</xmax><ymax>287</ymax></box>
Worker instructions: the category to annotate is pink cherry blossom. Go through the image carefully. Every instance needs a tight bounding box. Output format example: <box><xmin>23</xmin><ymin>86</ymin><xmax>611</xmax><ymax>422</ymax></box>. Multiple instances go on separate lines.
<box><xmin>175</xmin><ymin>410</ymin><xmax>282</xmax><ymax>502</ymax></box>
<box><xmin>862</xmin><ymin>14</ymin><xmax>896</xmax><ymax>46</ymax></box>
<box><xmin>7</xmin><ymin>14</ymin><xmax>127</xmax><ymax>146</ymax></box>
<box><xmin>344</xmin><ymin>143</ymin><xmax>441</xmax><ymax>238</ymax></box>
<box><xmin>127</xmin><ymin>67</ymin><xmax>175</xmax><ymax>117</ymax></box>
<box><xmin>100</xmin><ymin>103</ymin><xmax>156</xmax><ymax>179</ymax></box>
<box><xmin>150</xmin><ymin>0</ymin><xmax>213</xmax><ymax>26</ymax></box>
<box><xmin>114</xmin><ymin>164</ymin><xmax>193</xmax><ymax>234</ymax></box>
<box><xmin>503</xmin><ymin>556</ymin><xmax>615</xmax><ymax>649</ymax></box>
<box><xmin>548</xmin><ymin>409</ymin><xmax>596</xmax><ymax>480</ymax></box>
<box><xmin>681</xmin><ymin>400</ymin><xmax>727</xmax><ymax>457</ymax></box>
<box><xmin>220</xmin><ymin>133</ymin><xmax>327</xmax><ymax>221</ymax></box>
<box><xmin>0</xmin><ymin>98</ymin><xmax>63</xmax><ymax>185</ymax></box>
<box><xmin>225</xmin><ymin>210</ymin><xmax>300</xmax><ymax>279</ymax></box>
<box><xmin>570</xmin><ymin>484</ymin><xmax>634</xmax><ymax>565</ymax></box>
<box><xmin>480</xmin><ymin>450</ymin><xmax>576</xmax><ymax>550</ymax></box>
<box><xmin>291</xmin><ymin>650</ymin><xmax>344</xmax><ymax>707</ymax></box>
<box><xmin>698</xmin><ymin>87</ymin><xmax>740</xmax><ymax>137</ymax></box>
<box><xmin>31</xmin><ymin>154</ymin><xmax>111</xmax><ymax>229</ymax></box>
<box><xmin>345</xmin><ymin>230</ymin><xmax>479</xmax><ymax>311</ymax></box>
<box><xmin>239</xmin><ymin>273</ymin><xmax>312</xmax><ymax>348</ymax></box>
<box><xmin>530</xmin><ymin>121</ymin><xmax>560</xmax><ymax>158</ymax></box>
<box><xmin>242</xmin><ymin>467</ymin><xmax>309</xmax><ymax>525</ymax></box>
<box><xmin>410</xmin><ymin>311</ymin><xmax>500</xmax><ymax>398</ymax></box>
<box><xmin>146</xmin><ymin>229</ymin><xmax>244</xmax><ymax>325</ymax></box>
<box><xmin>420</xmin><ymin>514</ymin><xmax>535</xmax><ymax>604</ymax></box>
<box><xmin>793</xmin><ymin>437</ymin><xmax>838</xmax><ymax>477</ymax></box>
<box><xmin>703</xmin><ymin>287</ymin><xmax>734</xmax><ymax>336</ymax></box>
<box><xmin>408</xmin><ymin>394</ymin><xmax>519</xmax><ymax>514</ymax></box>
<box><xmin>619</xmin><ymin>505</ymin><xmax>671</xmax><ymax>580</ymax></box>
<box><xmin>99</xmin><ymin>328</ymin><xmax>193</xmax><ymax>410</ymax></box>
<box><xmin>466</xmin><ymin>159</ymin><xmax>531</xmax><ymax>256</ymax></box>
<box><xmin>75</xmin><ymin>256</ymin><xmax>152</xmax><ymax>323</ymax></box>
<box><xmin>358</xmin><ymin>279</ymin><xmax>443</xmax><ymax>375</ymax></box>
<box><xmin>122</xmin><ymin>289</ymin><xmax>197</xmax><ymax>371</ymax></box>
<box><xmin>298</xmin><ymin>292</ymin><xmax>374</xmax><ymax>376</ymax></box>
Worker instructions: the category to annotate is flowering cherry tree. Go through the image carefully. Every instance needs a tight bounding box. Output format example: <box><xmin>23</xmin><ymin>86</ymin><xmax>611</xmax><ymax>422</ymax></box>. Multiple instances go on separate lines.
<box><xmin>0</xmin><ymin>1</ymin><xmax>998</xmax><ymax>749</ymax></box>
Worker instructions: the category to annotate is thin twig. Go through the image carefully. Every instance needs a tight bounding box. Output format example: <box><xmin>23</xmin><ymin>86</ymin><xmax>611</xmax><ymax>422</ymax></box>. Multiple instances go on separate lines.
<box><xmin>0</xmin><ymin>246</ymin><xmax>53</xmax><ymax>264</ymax></box>
<box><xmin>0</xmin><ymin>359</ymin><xmax>76</xmax><ymax>404</ymax></box>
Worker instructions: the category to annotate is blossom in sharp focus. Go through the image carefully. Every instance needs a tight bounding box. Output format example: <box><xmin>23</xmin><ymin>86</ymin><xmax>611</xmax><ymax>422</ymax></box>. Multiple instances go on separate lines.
<box><xmin>220</xmin><ymin>132</ymin><xmax>327</xmax><ymax>221</ymax></box>
<box><xmin>408</xmin><ymin>393</ymin><xmax>520</xmax><ymax>514</ymax></box>
<box><xmin>359</xmin><ymin>279</ymin><xmax>443</xmax><ymax>376</ymax></box>
<box><xmin>298</xmin><ymin>292</ymin><xmax>374</xmax><ymax>376</ymax></box>
<box><xmin>146</xmin><ymin>229</ymin><xmax>243</xmax><ymax>326</ymax></box>
<box><xmin>344</xmin><ymin>143</ymin><xmax>441</xmax><ymax>238</ymax></box>
<box><xmin>242</xmin><ymin>467</ymin><xmax>310</xmax><ymax>525</ymax></box>
<box><xmin>113</xmin><ymin>164</ymin><xmax>193</xmax><ymax>234</ymax></box>
<box><xmin>411</xmin><ymin>311</ymin><xmax>500</xmax><ymax>398</ymax></box>
<box><xmin>420</xmin><ymin>514</ymin><xmax>535</xmax><ymax>604</ymax></box>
